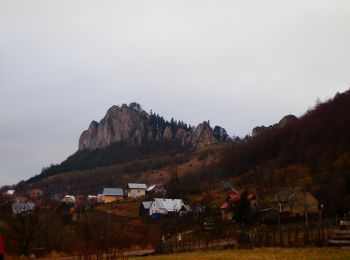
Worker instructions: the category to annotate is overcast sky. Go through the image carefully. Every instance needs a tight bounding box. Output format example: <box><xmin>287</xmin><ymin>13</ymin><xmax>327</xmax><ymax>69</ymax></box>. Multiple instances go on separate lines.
<box><xmin>1</xmin><ymin>0</ymin><xmax>350</xmax><ymax>186</ymax></box>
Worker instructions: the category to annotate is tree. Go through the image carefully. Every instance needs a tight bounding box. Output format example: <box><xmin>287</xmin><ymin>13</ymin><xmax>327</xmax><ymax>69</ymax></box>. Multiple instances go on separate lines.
<box><xmin>129</xmin><ymin>102</ymin><xmax>142</xmax><ymax>111</ymax></box>
<box><xmin>234</xmin><ymin>191</ymin><xmax>252</xmax><ymax>223</ymax></box>
<box><xmin>8</xmin><ymin>211</ymin><xmax>41</xmax><ymax>255</ymax></box>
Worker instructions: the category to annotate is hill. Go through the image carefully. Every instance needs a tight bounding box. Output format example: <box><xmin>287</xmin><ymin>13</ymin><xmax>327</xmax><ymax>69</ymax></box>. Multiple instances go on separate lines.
<box><xmin>220</xmin><ymin>89</ymin><xmax>350</xmax><ymax>214</ymax></box>
<box><xmin>15</xmin><ymin>90</ymin><xmax>350</xmax><ymax>215</ymax></box>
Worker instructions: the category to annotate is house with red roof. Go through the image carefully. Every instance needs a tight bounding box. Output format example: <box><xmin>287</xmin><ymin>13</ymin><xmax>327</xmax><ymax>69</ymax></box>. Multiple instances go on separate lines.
<box><xmin>220</xmin><ymin>191</ymin><xmax>259</xmax><ymax>221</ymax></box>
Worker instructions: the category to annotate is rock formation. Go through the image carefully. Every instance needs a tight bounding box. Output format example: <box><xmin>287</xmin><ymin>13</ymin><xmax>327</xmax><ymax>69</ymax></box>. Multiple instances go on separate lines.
<box><xmin>192</xmin><ymin>121</ymin><xmax>215</xmax><ymax>148</ymax></box>
<box><xmin>78</xmin><ymin>103</ymin><xmax>228</xmax><ymax>150</ymax></box>
<box><xmin>251</xmin><ymin>114</ymin><xmax>298</xmax><ymax>137</ymax></box>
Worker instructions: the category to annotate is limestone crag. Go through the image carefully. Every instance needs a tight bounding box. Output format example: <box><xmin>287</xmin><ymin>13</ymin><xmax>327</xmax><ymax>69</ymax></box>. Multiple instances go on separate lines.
<box><xmin>192</xmin><ymin>122</ymin><xmax>215</xmax><ymax>148</ymax></box>
<box><xmin>78</xmin><ymin>104</ymin><xmax>228</xmax><ymax>150</ymax></box>
<box><xmin>79</xmin><ymin>105</ymin><xmax>151</xmax><ymax>150</ymax></box>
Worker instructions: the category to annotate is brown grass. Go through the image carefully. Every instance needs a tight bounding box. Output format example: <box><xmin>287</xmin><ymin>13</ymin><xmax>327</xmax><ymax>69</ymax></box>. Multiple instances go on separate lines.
<box><xmin>131</xmin><ymin>248</ymin><xmax>350</xmax><ymax>260</ymax></box>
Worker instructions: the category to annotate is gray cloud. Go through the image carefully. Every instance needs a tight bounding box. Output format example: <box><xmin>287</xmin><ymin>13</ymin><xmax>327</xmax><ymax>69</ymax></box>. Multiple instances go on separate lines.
<box><xmin>1</xmin><ymin>0</ymin><xmax>350</xmax><ymax>185</ymax></box>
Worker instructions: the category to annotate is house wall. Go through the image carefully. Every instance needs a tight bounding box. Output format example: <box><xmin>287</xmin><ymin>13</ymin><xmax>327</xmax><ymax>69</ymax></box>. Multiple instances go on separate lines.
<box><xmin>149</xmin><ymin>202</ymin><xmax>167</xmax><ymax>215</ymax></box>
<box><xmin>103</xmin><ymin>195</ymin><xmax>123</xmax><ymax>203</ymax></box>
<box><xmin>127</xmin><ymin>188</ymin><xmax>146</xmax><ymax>198</ymax></box>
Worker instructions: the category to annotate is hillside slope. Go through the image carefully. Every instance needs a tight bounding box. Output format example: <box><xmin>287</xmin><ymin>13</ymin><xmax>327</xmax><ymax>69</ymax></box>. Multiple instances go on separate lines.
<box><xmin>221</xmin><ymin>89</ymin><xmax>350</xmax><ymax>214</ymax></box>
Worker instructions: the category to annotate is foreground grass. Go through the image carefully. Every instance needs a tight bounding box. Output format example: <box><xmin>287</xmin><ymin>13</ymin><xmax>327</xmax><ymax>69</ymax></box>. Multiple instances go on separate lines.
<box><xmin>131</xmin><ymin>248</ymin><xmax>350</xmax><ymax>260</ymax></box>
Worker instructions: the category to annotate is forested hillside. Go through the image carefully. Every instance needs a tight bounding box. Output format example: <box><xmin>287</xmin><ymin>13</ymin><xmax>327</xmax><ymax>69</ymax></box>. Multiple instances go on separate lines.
<box><xmin>221</xmin><ymin>89</ymin><xmax>350</xmax><ymax>214</ymax></box>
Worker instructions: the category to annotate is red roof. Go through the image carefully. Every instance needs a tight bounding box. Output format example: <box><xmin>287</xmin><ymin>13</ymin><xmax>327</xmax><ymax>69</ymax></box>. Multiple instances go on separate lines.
<box><xmin>220</xmin><ymin>201</ymin><xmax>230</xmax><ymax>209</ymax></box>
<box><xmin>221</xmin><ymin>192</ymin><xmax>256</xmax><ymax>209</ymax></box>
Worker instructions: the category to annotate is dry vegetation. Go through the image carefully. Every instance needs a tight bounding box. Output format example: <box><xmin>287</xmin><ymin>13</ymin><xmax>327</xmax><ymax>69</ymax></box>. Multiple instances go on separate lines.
<box><xmin>132</xmin><ymin>248</ymin><xmax>350</xmax><ymax>260</ymax></box>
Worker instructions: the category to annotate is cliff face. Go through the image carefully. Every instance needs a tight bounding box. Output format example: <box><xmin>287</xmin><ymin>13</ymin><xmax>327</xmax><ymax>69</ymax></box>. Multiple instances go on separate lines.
<box><xmin>78</xmin><ymin>104</ymin><xmax>227</xmax><ymax>150</ymax></box>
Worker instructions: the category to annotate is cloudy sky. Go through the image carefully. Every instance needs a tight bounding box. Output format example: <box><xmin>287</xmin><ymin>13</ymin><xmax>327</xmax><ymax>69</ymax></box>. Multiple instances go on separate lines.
<box><xmin>1</xmin><ymin>0</ymin><xmax>350</xmax><ymax>186</ymax></box>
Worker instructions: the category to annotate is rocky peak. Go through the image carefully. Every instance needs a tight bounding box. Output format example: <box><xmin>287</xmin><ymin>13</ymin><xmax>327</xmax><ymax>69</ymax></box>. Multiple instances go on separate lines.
<box><xmin>78</xmin><ymin>103</ymin><xmax>228</xmax><ymax>151</ymax></box>
<box><xmin>192</xmin><ymin>121</ymin><xmax>216</xmax><ymax>148</ymax></box>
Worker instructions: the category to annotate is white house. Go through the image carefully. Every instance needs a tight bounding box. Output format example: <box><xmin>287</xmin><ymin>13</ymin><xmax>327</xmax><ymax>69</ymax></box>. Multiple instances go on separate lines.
<box><xmin>149</xmin><ymin>198</ymin><xmax>184</xmax><ymax>216</ymax></box>
<box><xmin>127</xmin><ymin>183</ymin><xmax>147</xmax><ymax>198</ymax></box>
<box><xmin>61</xmin><ymin>195</ymin><xmax>76</xmax><ymax>204</ymax></box>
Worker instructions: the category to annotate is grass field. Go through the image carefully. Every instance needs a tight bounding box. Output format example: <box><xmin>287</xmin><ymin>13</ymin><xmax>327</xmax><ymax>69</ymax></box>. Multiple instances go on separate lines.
<box><xmin>131</xmin><ymin>248</ymin><xmax>350</xmax><ymax>260</ymax></box>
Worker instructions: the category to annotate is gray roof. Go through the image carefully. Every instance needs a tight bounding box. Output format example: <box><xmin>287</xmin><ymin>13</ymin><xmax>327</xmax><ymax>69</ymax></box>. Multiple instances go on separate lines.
<box><xmin>128</xmin><ymin>183</ymin><xmax>147</xmax><ymax>189</ymax></box>
<box><xmin>103</xmin><ymin>188</ymin><xmax>124</xmax><ymax>196</ymax></box>
<box><xmin>154</xmin><ymin>198</ymin><xmax>184</xmax><ymax>212</ymax></box>
<box><xmin>141</xmin><ymin>201</ymin><xmax>153</xmax><ymax>209</ymax></box>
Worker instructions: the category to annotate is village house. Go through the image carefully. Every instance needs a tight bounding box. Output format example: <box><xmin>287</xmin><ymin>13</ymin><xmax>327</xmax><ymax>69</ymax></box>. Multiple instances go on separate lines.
<box><xmin>272</xmin><ymin>187</ymin><xmax>319</xmax><ymax>217</ymax></box>
<box><xmin>102</xmin><ymin>188</ymin><xmax>124</xmax><ymax>203</ymax></box>
<box><xmin>61</xmin><ymin>195</ymin><xmax>76</xmax><ymax>204</ymax></box>
<box><xmin>4</xmin><ymin>190</ymin><xmax>15</xmax><ymax>196</ymax></box>
<box><xmin>127</xmin><ymin>183</ymin><xmax>147</xmax><ymax>198</ymax></box>
<box><xmin>149</xmin><ymin>198</ymin><xmax>185</xmax><ymax>218</ymax></box>
<box><xmin>12</xmin><ymin>202</ymin><xmax>35</xmax><ymax>214</ymax></box>
<box><xmin>220</xmin><ymin>192</ymin><xmax>259</xmax><ymax>221</ymax></box>
<box><xmin>146</xmin><ymin>184</ymin><xmax>166</xmax><ymax>197</ymax></box>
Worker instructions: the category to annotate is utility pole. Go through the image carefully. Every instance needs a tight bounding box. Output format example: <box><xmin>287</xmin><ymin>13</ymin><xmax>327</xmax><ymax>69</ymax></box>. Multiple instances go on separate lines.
<box><xmin>278</xmin><ymin>202</ymin><xmax>282</xmax><ymax>246</ymax></box>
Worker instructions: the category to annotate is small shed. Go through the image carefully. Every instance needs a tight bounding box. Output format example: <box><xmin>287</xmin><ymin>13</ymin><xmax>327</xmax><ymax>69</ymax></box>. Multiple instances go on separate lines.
<box><xmin>127</xmin><ymin>183</ymin><xmax>147</xmax><ymax>198</ymax></box>
<box><xmin>102</xmin><ymin>188</ymin><xmax>124</xmax><ymax>203</ymax></box>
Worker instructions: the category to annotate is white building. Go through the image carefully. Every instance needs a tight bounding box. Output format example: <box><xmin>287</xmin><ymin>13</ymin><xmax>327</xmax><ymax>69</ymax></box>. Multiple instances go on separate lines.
<box><xmin>61</xmin><ymin>195</ymin><xmax>76</xmax><ymax>204</ymax></box>
<box><xmin>149</xmin><ymin>198</ymin><xmax>184</xmax><ymax>216</ymax></box>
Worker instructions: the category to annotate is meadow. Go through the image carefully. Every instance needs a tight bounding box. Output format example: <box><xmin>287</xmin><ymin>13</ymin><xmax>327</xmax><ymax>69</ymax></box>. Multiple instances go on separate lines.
<box><xmin>131</xmin><ymin>248</ymin><xmax>350</xmax><ymax>260</ymax></box>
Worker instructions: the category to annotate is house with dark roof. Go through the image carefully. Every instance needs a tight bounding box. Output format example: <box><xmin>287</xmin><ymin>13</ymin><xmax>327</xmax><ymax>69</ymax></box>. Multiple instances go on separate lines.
<box><xmin>102</xmin><ymin>188</ymin><xmax>124</xmax><ymax>203</ymax></box>
<box><xmin>272</xmin><ymin>187</ymin><xmax>318</xmax><ymax>217</ymax></box>
<box><xmin>127</xmin><ymin>183</ymin><xmax>147</xmax><ymax>198</ymax></box>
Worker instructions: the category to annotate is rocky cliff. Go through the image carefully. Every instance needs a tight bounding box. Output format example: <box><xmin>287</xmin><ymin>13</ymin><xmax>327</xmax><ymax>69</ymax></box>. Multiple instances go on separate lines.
<box><xmin>78</xmin><ymin>103</ymin><xmax>227</xmax><ymax>150</ymax></box>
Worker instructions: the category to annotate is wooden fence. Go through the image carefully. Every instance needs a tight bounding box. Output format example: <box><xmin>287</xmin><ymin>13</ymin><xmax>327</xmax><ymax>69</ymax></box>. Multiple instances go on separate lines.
<box><xmin>161</xmin><ymin>219</ymin><xmax>336</xmax><ymax>253</ymax></box>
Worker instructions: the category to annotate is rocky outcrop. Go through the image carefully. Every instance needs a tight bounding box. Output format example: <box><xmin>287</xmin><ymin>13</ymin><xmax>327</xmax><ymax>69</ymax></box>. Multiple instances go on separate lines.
<box><xmin>278</xmin><ymin>115</ymin><xmax>298</xmax><ymax>128</ymax></box>
<box><xmin>79</xmin><ymin>105</ymin><xmax>151</xmax><ymax>150</ymax></box>
<box><xmin>176</xmin><ymin>128</ymin><xmax>193</xmax><ymax>146</ymax></box>
<box><xmin>251</xmin><ymin>114</ymin><xmax>298</xmax><ymax>137</ymax></box>
<box><xmin>163</xmin><ymin>126</ymin><xmax>173</xmax><ymax>140</ymax></box>
<box><xmin>78</xmin><ymin>104</ymin><xmax>226</xmax><ymax>150</ymax></box>
<box><xmin>252</xmin><ymin>126</ymin><xmax>268</xmax><ymax>138</ymax></box>
<box><xmin>192</xmin><ymin>122</ymin><xmax>216</xmax><ymax>148</ymax></box>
